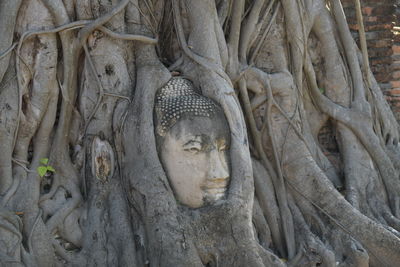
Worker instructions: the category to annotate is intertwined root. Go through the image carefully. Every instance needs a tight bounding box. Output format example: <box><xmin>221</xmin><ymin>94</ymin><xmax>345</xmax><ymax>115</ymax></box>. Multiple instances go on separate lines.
<box><xmin>0</xmin><ymin>0</ymin><xmax>400</xmax><ymax>266</ymax></box>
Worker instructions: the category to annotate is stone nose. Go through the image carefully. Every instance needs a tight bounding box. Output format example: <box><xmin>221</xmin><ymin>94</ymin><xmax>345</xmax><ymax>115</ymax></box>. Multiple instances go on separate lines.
<box><xmin>207</xmin><ymin>149</ymin><xmax>229</xmax><ymax>182</ymax></box>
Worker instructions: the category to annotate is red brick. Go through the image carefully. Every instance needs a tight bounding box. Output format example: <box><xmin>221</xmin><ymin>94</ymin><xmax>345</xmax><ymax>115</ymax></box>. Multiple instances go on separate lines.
<box><xmin>394</xmin><ymin>34</ymin><xmax>400</xmax><ymax>43</ymax></box>
<box><xmin>365</xmin><ymin>16</ymin><xmax>378</xmax><ymax>22</ymax></box>
<box><xmin>388</xmin><ymin>89</ymin><xmax>400</xmax><ymax>96</ymax></box>
<box><xmin>365</xmin><ymin>24</ymin><xmax>392</xmax><ymax>31</ymax></box>
<box><xmin>365</xmin><ymin>31</ymin><xmax>393</xmax><ymax>40</ymax></box>
<box><xmin>363</xmin><ymin>7</ymin><xmax>373</xmax><ymax>16</ymax></box>
<box><xmin>365</xmin><ymin>16</ymin><xmax>394</xmax><ymax>24</ymax></box>
<box><xmin>368</xmin><ymin>47</ymin><xmax>393</xmax><ymax>57</ymax></box>
<box><xmin>392</xmin><ymin>45</ymin><xmax>400</xmax><ymax>54</ymax></box>
<box><xmin>348</xmin><ymin>24</ymin><xmax>359</xmax><ymax>31</ymax></box>
<box><xmin>370</xmin><ymin>6</ymin><xmax>395</xmax><ymax>16</ymax></box>
<box><xmin>368</xmin><ymin>39</ymin><xmax>393</xmax><ymax>48</ymax></box>
<box><xmin>391</xmin><ymin>63</ymin><xmax>400</xmax><ymax>71</ymax></box>
<box><xmin>392</xmin><ymin>71</ymin><xmax>400</xmax><ymax>79</ymax></box>
<box><xmin>371</xmin><ymin>56</ymin><xmax>393</xmax><ymax>65</ymax></box>
<box><xmin>391</xmin><ymin>81</ymin><xmax>400</xmax><ymax>88</ymax></box>
<box><xmin>374</xmin><ymin>71</ymin><xmax>393</xmax><ymax>82</ymax></box>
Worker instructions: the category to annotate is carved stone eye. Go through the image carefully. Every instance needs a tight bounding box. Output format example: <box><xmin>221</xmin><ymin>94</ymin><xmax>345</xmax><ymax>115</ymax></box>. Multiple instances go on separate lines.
<box><xmin>188</xmin><ymin>147</ymin><xmax>200</xmax><ymax>153</ymax></box>
<box><xmin>184</xmin><ymin>140</ymin><xmax>202</xmax><ymax>153</ymax></box>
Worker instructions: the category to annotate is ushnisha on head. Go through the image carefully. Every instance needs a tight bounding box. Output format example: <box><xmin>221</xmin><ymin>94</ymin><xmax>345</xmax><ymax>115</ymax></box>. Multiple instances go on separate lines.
<box><xmin>155</xmin><ymin>77</ymin><xmax>231</xmax><ymax>208</ymax></box>
<box><xmin>155</xmin><ymin>77</ymin><xmax>217</xmax><ymax>136</ymax></box>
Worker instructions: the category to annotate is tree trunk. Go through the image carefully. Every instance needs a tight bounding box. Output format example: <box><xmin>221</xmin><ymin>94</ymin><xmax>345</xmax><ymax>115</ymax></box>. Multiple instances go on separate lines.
<box><xmin>0</xmin><ymin>0</ymin><xmax>400</xmax><ymax>266</ymax></box>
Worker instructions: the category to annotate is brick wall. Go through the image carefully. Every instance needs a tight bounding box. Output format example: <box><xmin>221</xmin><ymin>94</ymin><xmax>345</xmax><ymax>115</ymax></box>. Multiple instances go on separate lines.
<box><xmin>341</xmin><ymin>0</ymin><xmax>400</xmax><ymax>121</ymax></box>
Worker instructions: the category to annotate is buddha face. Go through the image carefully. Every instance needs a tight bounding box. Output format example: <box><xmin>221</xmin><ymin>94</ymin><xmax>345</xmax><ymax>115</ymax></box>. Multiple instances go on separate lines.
<box><xmin>159</xmin><ymin>113</ymin><xmax>230</xmax><ymax>208</ymax></box>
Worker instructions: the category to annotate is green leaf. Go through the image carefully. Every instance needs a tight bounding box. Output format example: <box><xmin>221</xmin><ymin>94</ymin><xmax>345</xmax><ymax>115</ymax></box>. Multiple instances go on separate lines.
<box><xmin>37</xmin><ymin>166</ymin><xmax>48</xmax><ymax>177</ymax></box>
<box><xmin>47</xmin><ymin>166</ymin><xmax>55</xmax><ymax>172</ymax></box>
<box><xmin>319</xmin><ymin>87</ymin><xmax>325</xmax><ymax>94</ymax></box>
<box><xmin>40</xmin><ymin>158</ymin><xmax>49</xmax><ymax>165</ymax></box>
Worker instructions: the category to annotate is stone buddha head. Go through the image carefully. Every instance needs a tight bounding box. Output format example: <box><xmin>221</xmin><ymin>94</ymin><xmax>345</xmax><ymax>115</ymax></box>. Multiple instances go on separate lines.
<box><xmin>155</xmin><ymin>77</ymin><xmax>230</xmax><ymax>208</ymax></box>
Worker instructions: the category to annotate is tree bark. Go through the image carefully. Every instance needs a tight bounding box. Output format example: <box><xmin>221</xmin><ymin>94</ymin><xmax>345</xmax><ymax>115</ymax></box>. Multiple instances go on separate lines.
<box><xmin>0</xmin><ymin>0</ymin><xmax>399</xmax><ymax>266</ymax></box>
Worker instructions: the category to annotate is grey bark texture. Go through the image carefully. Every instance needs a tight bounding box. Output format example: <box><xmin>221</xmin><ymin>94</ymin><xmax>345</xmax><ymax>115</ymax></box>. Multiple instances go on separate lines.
<box><xmin>0</xmin><ymin>0</ymin><xmax>400</xmax><ymax>266</ymax></box>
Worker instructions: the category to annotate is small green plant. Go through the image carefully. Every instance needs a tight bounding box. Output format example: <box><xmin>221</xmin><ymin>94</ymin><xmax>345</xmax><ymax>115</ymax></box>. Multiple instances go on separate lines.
<box><xmin>37</xmin><ymin>158</ymin><xmax>55</xmax><ymax>178</ymax></box>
